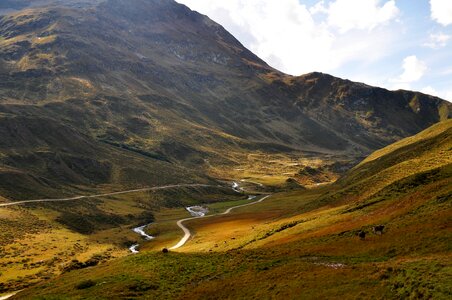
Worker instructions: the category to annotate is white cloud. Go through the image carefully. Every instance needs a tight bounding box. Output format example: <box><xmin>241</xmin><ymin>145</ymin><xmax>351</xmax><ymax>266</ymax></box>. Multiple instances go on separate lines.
<box><xmin>443</xmin><ymin>91</ymin><xmax>452</xmax><ymax>101</ymax></box>
<box><xmin>430</xmin><ymin>0</ymin><xmax>452</xmax><ymax>26</ymax></box>
<box><xmin>176</xmin><ymin>0</ymin><xmax>336</xmax><ymax>74</ymax></box>
<box><xmin>392</xmin><ymin>56</ymin><xmax>427</xmax><ymax>89</ymax></box>
<box><xmin>423</xmin><ymin>32</ymin><xmax>451</xmax><ymax>48</ymax></box>
<box><xmin>399</xmin><ymin>56</ymin><xmax>428</xmax><ymax>82</ymax></box>
<box><xmin>309</xmin><ymin>1</ymin><xmax>328</xmax><ymax>15</ymax></box>
<box><xmin>440</xmin><ymin>67</ymin><xmax>452</xmax><ymax>76</ymax></box>
<box><xmin>176</xmin><ymin>0</ymin><xmax>400</xmax><ymax>75</ymax></box>
<box><xmin>421</xmin><ymin>86</ymin><xmax>452</xmax><ymax>101</ymax></box>
<box><xmin>326</xmin><ymin>0</ymin><xmax>399</xmax><ymax>33</ymax></box>
<box><xmin>421</xmin><ymin>86</ymin><xmax>438</xmax><ymax>95</ymax></box>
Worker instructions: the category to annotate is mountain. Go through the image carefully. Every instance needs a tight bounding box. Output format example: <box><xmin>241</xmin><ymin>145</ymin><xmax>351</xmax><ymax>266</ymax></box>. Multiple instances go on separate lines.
<box><xmin>0</xmin><ymin>0</ymin><xmax>450</xmax><ymax>199</ymax></box>
<box><xmin>14</xmin><ymin>120</ymin><xmax>451</xmax><ymax>299</ymax></box>
<box><xmin>0</xmin><ymin>115</ymin><xmax>215</xmax><ymax>200</ymax></box>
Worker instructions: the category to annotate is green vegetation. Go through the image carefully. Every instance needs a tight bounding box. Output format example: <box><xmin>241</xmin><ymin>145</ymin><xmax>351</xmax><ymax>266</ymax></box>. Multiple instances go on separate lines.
<box><xmin>205</xmin><ymin>198</ymin><xmax>257</xmax><ymax>214</ymax></box>
<box><xmin>74</xmin><ymin>280</ymin><xmax>96</xmax><ymax>290</ymax></box>
<box><xmin>0</xmin><ymin>186</ymin><xmax>244</xmax><ymax>293</ymax></box>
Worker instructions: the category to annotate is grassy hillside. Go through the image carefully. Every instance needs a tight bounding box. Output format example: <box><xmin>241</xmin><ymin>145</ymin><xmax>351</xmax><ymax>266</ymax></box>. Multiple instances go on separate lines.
<box><xmin>0</xmin><ymin>115</ymin><xmax>214</xmax><ymax>200</ymax></box>
<box><xmin>13</xmin><ymin>120</ymin><xmax>451</xmax><ymax>299</ymax></box>
<box><xmin>0</xmin><ymin>185</ymin><xmax>245</xmax><ymax>293</ymax></box>
<box><xmin>332</xmin><ymin>119</ymin><xmax>452</xmax><ymax>203</ymax></box>
<box><xmin>360</xmin><ymin>119</ymin><xmax>452</xmax><ymax>164</ymax></box>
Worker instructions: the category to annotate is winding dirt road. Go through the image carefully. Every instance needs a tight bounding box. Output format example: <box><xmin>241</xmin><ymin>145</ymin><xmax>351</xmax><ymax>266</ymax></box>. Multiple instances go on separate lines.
<box><xmin>0</xmin><ymin>291</ymin><xmax>20</xmax><ymax>300</ymax></box>
<box><xmin>0</xmin><ymin>184</ymin><xmax>215</xmax><ymax>208</ymax></box>
<box><xmin>170</xmin><ymin>195</ymin><xmax>271</xmax><ymax>250</ymax></box>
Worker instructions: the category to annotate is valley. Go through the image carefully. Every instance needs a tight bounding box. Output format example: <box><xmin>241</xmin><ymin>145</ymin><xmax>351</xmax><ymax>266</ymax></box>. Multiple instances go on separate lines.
<box><xmin>169</xmin><ymin>194</ymin><xmax>272</xmax><ymax>250</ymax></box>
<box><xmin>9</xmin><ymin>119</ymin><xmax>450</xmax><ymax>299</ymax></box>
<box><xmin>1</xmin><ymin>119</ymin><xmax>448</xmax><ymax>299</ymax></box>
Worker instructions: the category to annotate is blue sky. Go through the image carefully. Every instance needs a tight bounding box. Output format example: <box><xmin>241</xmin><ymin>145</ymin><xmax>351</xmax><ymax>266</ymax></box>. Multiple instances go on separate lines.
<box><xmin>177</xmin><ymin>0</ymin><xmax>452</xmax><ymax>101</ymax></box>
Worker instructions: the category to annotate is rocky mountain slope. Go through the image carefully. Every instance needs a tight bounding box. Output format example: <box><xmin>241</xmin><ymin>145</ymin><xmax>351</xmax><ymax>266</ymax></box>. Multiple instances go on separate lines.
<box><xmin>0</xmin><ymin>0</ymin><xmax>450</xmax><ymax>199</ymax></box>
<box><xmin>0</xmin><ymin>115</ymin><xmax>214</xmax><ymax>200</ymax></box>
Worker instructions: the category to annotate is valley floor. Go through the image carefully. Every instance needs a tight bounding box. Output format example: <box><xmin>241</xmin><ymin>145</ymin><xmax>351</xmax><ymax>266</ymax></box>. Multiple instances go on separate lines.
<box><xmin>12</xmin><ymin>171</ymin><xmax>452</xmax><ymax>299</ymax></box>
<box><xmin>0</xmin><ymin>184</ymin><xmax>245</xmax><ymax>294</ymax></box>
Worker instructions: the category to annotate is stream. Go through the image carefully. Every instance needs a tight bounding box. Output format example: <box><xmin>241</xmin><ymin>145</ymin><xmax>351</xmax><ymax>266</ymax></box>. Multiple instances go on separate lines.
<box><xmin>186</xmin><ymin>206</ymin><xmax>209</xmax><ymax>217</ymax></box>
<box><xmin>129</xmin><ymin>224</ymin><xmax>154</xmax><ymax>254</ymax></box>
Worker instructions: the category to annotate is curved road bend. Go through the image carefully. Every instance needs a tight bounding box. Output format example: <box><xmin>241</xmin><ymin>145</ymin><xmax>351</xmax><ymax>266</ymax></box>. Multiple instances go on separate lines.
<box><xmin>170</xmin><ymin>195</ymin><xmax>271</xmax><ymax>250</ymax></box>
<box><xmin>0</xmin><ymin>184</ymin><xmax>215</xmax><ymax>208</ymax></box>
<box><xmin>0</xmin><ymin>291</ymin><xmax>20</xmax><ymax>300</ymax></box>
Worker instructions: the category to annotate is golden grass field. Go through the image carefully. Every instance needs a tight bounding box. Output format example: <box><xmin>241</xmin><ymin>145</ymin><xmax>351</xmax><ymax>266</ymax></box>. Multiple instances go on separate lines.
<box><xmin>0</xmin><ymin>186</ymin><xmax>244</xmax><ymax>294</ymax></box>
<box><xmin>12</xmin><ymin>170</ymin><xmax>451</xmax><ymax>299</ymax></box>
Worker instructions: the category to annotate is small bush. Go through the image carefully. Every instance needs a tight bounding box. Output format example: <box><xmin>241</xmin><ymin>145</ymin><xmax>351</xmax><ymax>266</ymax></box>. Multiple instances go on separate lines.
<box><xmin>128</xmin><ymin>281</ymin><xmax>159</xmax><ymax>292</ymax></box>
<box><xmin>64</xmin><ymin>260</ymin><xmax>85</xmax><ymax>272</ymax></box>
<box><xmin>75</xmin><ymin>279</ymin><xmax>96</xmax><ymax>290</ymax></box>
<box><xmin>63</xmin><ymin>255</ymin><xmax>103</xmax><ymax>272</ymax></box>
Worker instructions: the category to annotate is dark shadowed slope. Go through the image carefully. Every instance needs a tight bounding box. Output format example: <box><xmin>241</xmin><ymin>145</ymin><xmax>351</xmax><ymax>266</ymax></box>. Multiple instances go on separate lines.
<box><xmin>0</xmin><ymin>115</ymin><xmax>213</xmax><ymax>200</ymax></box>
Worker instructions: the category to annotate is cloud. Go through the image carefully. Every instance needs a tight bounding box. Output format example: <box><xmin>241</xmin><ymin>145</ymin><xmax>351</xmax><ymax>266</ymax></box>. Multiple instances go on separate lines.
<box><xmin>399</xmin><ymin>56</ymin><xmax>428</xmax><ymax>82</ymax></box>
<box><xmin>443</xmin><ymin>91</ymin><xmax>452</xmax><ymax>101</ymax></box>
<box><xmin>430</xmin><ymin>0</ymin><xmax>452</xmax><ymax>26</ymax></box>
<box><xmin>176</xmin><ymin>0</ymin><xmax>333</xmax><ymax>74</ymax></box>
<box><xmin>421</xmin><ymin>86</ymin><xmax>438</xmax><ymax>95</ymax></box>
<box><xmin>392</xmin><ymin>56</ymin><xmax>427</xmax><ymax>89</ymax></box>
<box><xmin>176</xmin><ymin>0</ymin><xmax>400</xmax><ymax>75</ymax></box>
<box><xmin>421</xmin><ymin>86</ymin><xmax>452</xmax><ymax>101</ymax></box>
<box><xmin>326</xmin><ymin>0</ymin><xmax>399</xmax><ymax>33</ymax></box>
<box><xmin>309</xmin><ymin>0</ymin><xmax>328</xmax><ymax>15</ymax></box>
<box><xmin>423</xmin><ymin>32</ymin><xmax>451</xmax><ymax>48</ymax></box>
<box><xmin>440</xmin><ymin>67</ymin><xmax>452</xmax><ymax>76</ymax></box>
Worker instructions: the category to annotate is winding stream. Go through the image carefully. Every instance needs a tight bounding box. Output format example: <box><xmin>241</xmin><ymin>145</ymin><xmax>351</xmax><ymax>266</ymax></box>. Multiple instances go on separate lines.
<box><xmin>186</xmin><ymin>206</ymin><xmax>209</xmax><ymax>217</ymax></box>
<box><xmin>232</xmin><ymin>182</ymin><xmax>243</xmax><ymax>193</ymax></box>
<box><xmin>129</xmin><ymin>224</ymin><xmax>154</xmax><ymax>254</ymax></box>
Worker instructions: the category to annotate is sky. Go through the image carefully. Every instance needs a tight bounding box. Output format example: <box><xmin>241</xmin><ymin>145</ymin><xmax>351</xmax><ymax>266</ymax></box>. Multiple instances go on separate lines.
<box><xmin>176</xmin><ymin>0</ymin><xmax>452</xmax><ymax>101</ymax></box>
